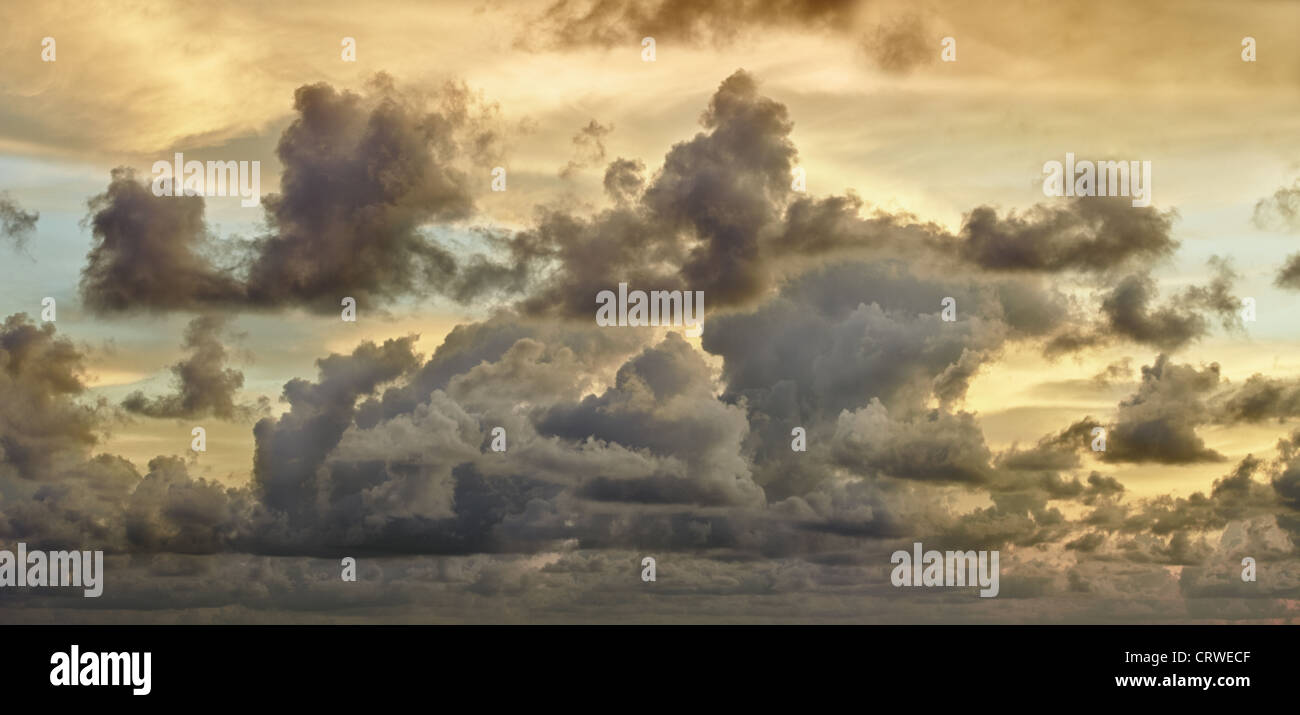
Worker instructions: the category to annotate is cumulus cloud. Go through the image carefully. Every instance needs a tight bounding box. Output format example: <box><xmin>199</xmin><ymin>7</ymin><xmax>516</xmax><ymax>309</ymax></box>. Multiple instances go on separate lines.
<box><xmin>0</xmin><ymin>314</ymin><xmax>252</xmax><ymax>554</ymax></box>
<box><xmin>241</xmin><ymin>76</ymin><xmax>478</xmax><ymax>311</ymax></box>
<box><xmin>122</xmin><ymin>315</ymin><xmax>261</xmax><ymax>421</ymax></box>
<box><xmin>1011</xmin><ymin>353</ymin><xmax>1300</xmax><ymax>469</ymax></box>
<box><xmin>11</xmin><ymin>67</ymin><xmax>1300</xmax><ymax>623</ymax></box>
<box><xmin>80</xmin><ymin>168</ymin><xmax>245</xmax><ymax>313</ymax></box>
<box><xmin>79</xmin><ymin>75</ymin><xmax>498</xmax><ymax>314</ymax></box>
<box><xmin>0</xmin><ymin>314</ymin><xmax>99</xmax><ymax>480</ymax></box>
<box><xmin>253</xmin><ymin>335</ymin><xmax>423</xmax><ymax>517</ymax></box>
<box><xmin>955</xmin><ymin>198</ymin><xmax>1178</xmax><ymax>273</ymax></box>
<box><xmin>1045</xmin><ymin>259</ymin><xmax>1241</xmax><ymax>355</ymax></box>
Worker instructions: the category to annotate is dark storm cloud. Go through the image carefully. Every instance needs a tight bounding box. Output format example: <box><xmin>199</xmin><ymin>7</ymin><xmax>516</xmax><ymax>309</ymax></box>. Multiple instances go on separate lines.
<box><xmin>1270</xmin><ymin>430</ymin><xmax>1300</xmax><ymax>511</ymax></box>
<box><xmin>496</xmin><ymin>77</ymin><xmax>1118</xmax><ymax>322</ymax></box>
<box><xmin>242</xmin><ymin>76</ymin><xmax>476</xmax><ymax>311</ymax></box>
<box><xmin>0</xmin><ymin>314</ymin><xmax>252</xmax><ymax>554</ymax></box>
<box><xmin>482</xmin><ymin>73</ymin><xmax>1222</xmax><ymax>336</ymax></box>
<box><xmin>170</xmin><ymin>315</ymin><xmax>754</xmax><ymax>556</ymax></box>
<box><xmin>124</xmin><ymin>455</ymin><xmax>257</xmax><ymax>553</ymax></box>
<box><xmin>643</xmin><ymin>69</ymin><xmax>797</xmax><ymax>305</ymax></box>
<box><xmin>19</xmin><ymin>66</ymin><xmax>1300</xmax><ymax>623</ymax></box>
<box><xmin>79</xmin><ymin>168</ymin><xmax>244</xmax><ymax>313</ymax></box>
<box><xmin>121</xmin><ymin>315</ymin><xmax>260</xmax><ymax>421</ymax></box>
<box><xmin>693</xmin><ymin>257</ymin><xmax>1079</xmax><ymax>504</ymax></box>
<box><xmin>1099</xmin><ymin>272</ymin><xmax>1220</xmax><ymax>352</ymax></box>
<box><xmin>503</xmin><ymin>70</ymin><xmax>801</xmax><ymax>316</ymax></box>
<box><xmin>0</xmin><ymin>314</ymin><xmax>99</xmax><ymax>480</ymax></box>
<box><xmin>236</xmin><ymin>325</ymin><xmax>756</xmax><ymax>553</ymax></box>
<box><xmin>520</xmin><ymin>0</ymin><xmax>860</xmax><ymax>50</ymax></box>
<box><xmin>771</xmin><ymin>192</ymin><xmax>943</xmax><ymax>258</ymax></box>
<box><xmin>79</xmin><ymin>75</ymin><xmax>494</xmax><ymax>314</ymax></box>
<box><xmin>76</xmin><ymin>69</ymin><xmax>1225</xmax><ymax>336</ymax></box>
<box><xmin>252</xmin><ymin>335</ymin><xmax>421</xmax><ymax>515</ymax></box>
<box><xmin>1262</xmin><ymin>432</ymin><xmax>1300</xmax><ymax>575</ymax></box>
<box><xmin>0</xmin><ymin>193</ymin><xmax>38</xmax><ymax>251</ymax></box>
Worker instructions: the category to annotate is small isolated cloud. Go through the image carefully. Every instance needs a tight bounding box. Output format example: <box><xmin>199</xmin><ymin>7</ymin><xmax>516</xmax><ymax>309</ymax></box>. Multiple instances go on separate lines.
<box><xmin>1252</xmin><ymin>180</ymin><xmax>1300</xmax><ymax>232</ymax></box>
<box><xmin>121</xmin><ymin>314</ymin><xmax>263</xmax><ymax>421</ymax></box>
<box><xmin>0</xmin><ymin>193</ymin><xmax>39</xmax><ymax>252</ymax></box>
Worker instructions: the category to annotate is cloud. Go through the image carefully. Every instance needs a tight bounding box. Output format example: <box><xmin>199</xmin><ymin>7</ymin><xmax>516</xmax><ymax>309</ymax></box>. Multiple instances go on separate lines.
<box><xmin>520</xmin><ymin>0</ymin><xmax>860</xmax><ymax>50</ymax></box>
<box><xmin>242</xmin><ymin>76</ymin><xmax>478</xmax><ymax>311</ymax></box>
<box><xmin>0</xmin><ymin>193</ymin><xmax>38</xmax><ymax>251</ymax></box>
<box><xmin>1252</xmin><ymin>180</ymin><xmax>1300</xmax><ymax>232</ymax></box>
<box><xmin>79</xmin><ymin>75</ymin><xmax>496</xmax><ymax>315</ymax></box>
<box><xmin>996</xmin><ymin>420</ymin><xmax>1095</xmax><ymax>472</ymax></box>
<box><xmin>538</xmin><ymin>332</ymin><xmax>762</xmax><ymax>507</ymax></box>
<box><xmin>79</xmin><ymin>168</ymin><xmax>245</xmax><ymax>313</ymax></box>
<box><xmin>495</xmin><ymin>72</ymin><xmax>1186</xmax><ymax>331</ymax></box>
<box><xmin>860</xmin><ymin>15</ymin><xmax>932</xmax><ymax>74</ymax></box>
<box><xmin>1274</xmin><ymin>253</ymin><xmax>1300</xmax><ymax>291</ymax></box>
<box><xmin>955</xmin><ymin>198</ymin><xmax>1178</xmax><ymax>273</ymax></box>
<box><xmin>252</xmin><ymin>335</ymin><xmax>422</xmax><ymax>516</ymax></box>
<box><xmin>560</xmin><ymin>119</ymin><xmax>612</xmax><ymax>178</ymax></box>
<box><xmin>0</xmin><ymin>314</ymin><xmax>99</xmax><ymax>480</ymax></box>
<box><xmin>1117</xmin><ymin>457</ymin><xmax>1289</xmax><ymax>549</ymax></box>
<box><xmin>1015</xmin><ymin>353</ymin><xmax>1300</xmax><ymax>470</ymax></box>
<box><xmin>832</xmin><ymin>400</ymin><xmax>994</xmax><ymax>484</ymax></box>
<box><xmin>1091</xmin><ymin>355</ymin><xmax>1228</xmax><ymax>464</ymax></box>
<box><xmin>1092</xmin><ymin>359</ymin><xmax>1135</xmax><ymax>385</ymax></box>
<box><xmin>121</xmin><ymin>314</ymin><xmax>262</xmax><ymax>421</ymax></box>
<box><xmin>491</xmin><ymin>70</ymin><xmax>802</xmax><ymax>316</ymax></box>
<box><xmin>1045</xmin><ymin>259</ymin><xmax>1241</xmax><ymax>355</ymax></box>
<box><xmin>3</xmin><ymin>289</ymin><xmax>1298</xmax><ymax>620</ymax></box>
<box><xmin>603</xmin><ymin>158</ymin><xmax>645</xmax><ymax>204</ymax></box>
<box><xmin>12</xmin><ymin>66</ymin><xmax>1300</xmax><ymax>623</ymax></box>
<box><xmin>73</xmin><ymin>68</ymin><xmax>1234</xmax><ymax>353</ymax></box>
<box><xmin>0</xmin><ymin>314</ymin><xmax>248</xmax><ymax>554</ymax></box>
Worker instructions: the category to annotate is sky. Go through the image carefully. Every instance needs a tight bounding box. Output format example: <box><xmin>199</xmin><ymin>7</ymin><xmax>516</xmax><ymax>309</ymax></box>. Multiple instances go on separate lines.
<box><xmin>1</xmin><ymin>0</ymin><xmax>1300</xmax><ymax>623</ymax></box>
